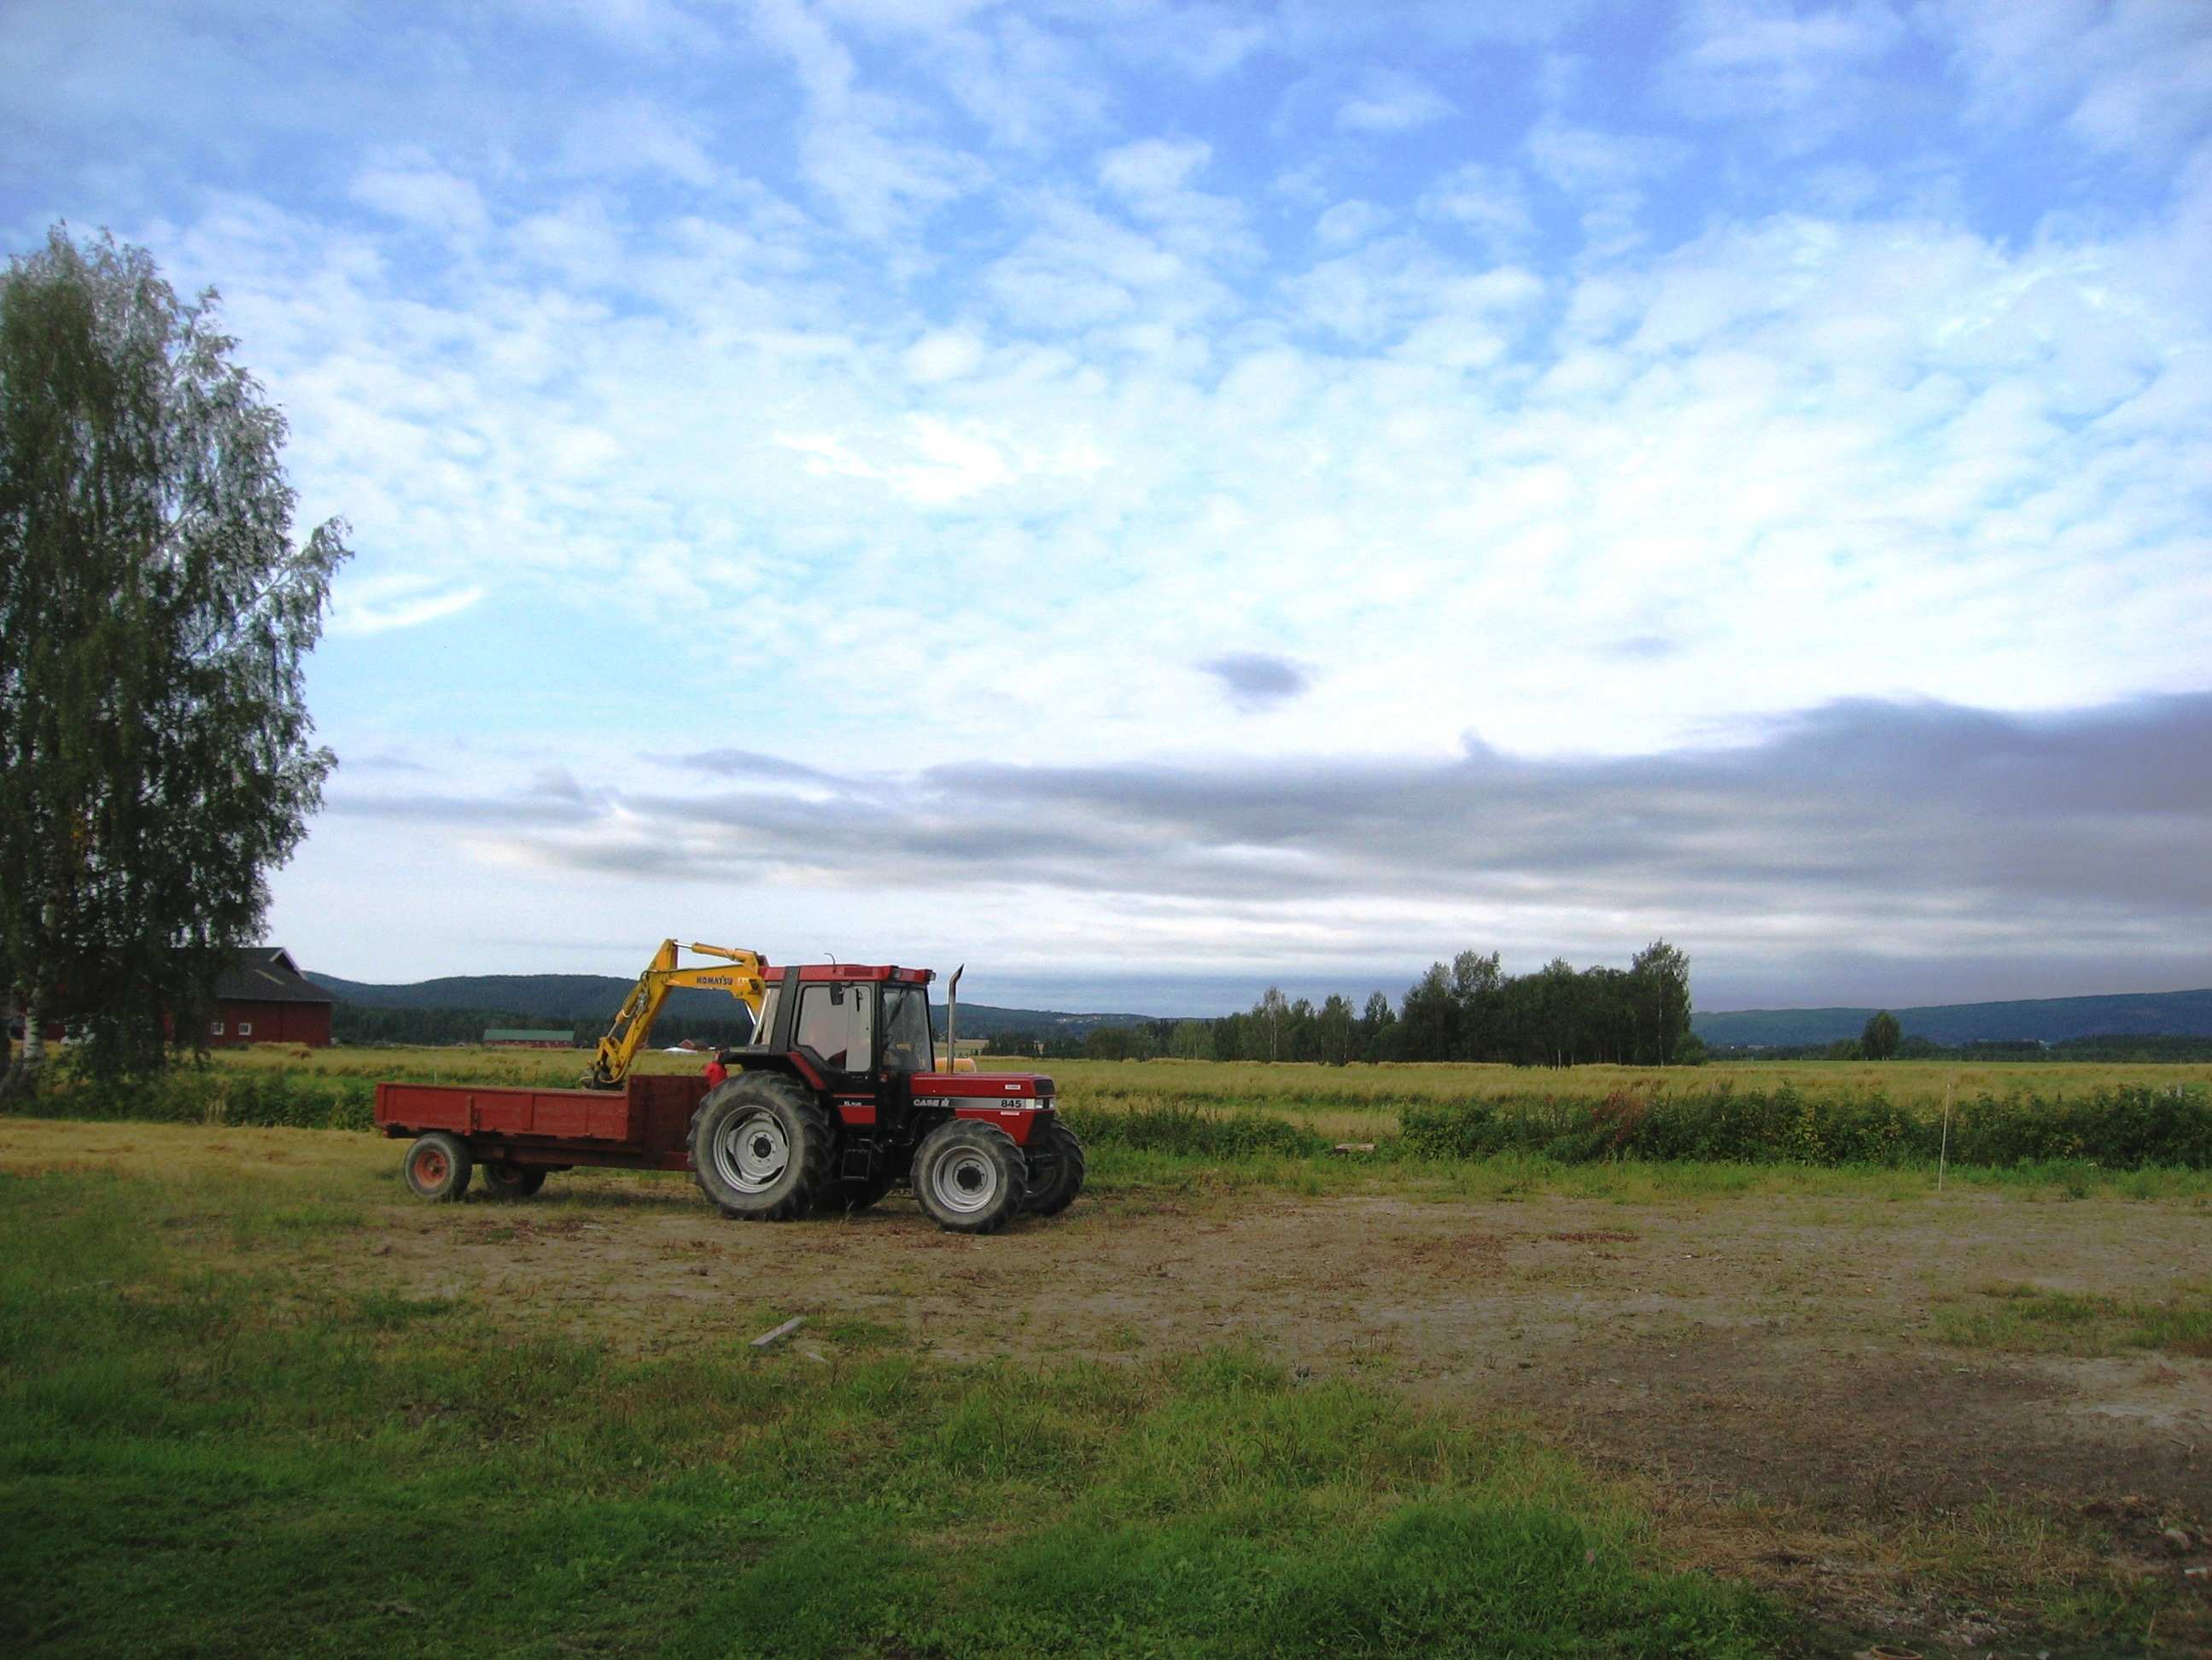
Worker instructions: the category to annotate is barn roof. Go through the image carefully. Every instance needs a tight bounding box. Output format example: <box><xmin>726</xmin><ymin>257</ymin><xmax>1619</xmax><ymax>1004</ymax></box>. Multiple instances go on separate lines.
<box><xmin>214</xmin><ymin>948</ymin><xmax>333</xmax><ymax>1006</ymax></box>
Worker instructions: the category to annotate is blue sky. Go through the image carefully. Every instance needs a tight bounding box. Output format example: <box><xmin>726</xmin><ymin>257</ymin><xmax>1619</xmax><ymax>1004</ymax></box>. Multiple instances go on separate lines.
<box><xmin>6</xmin><ymin>0</ymin><xmax>2209</xmax><ymax>1013</ymax></box>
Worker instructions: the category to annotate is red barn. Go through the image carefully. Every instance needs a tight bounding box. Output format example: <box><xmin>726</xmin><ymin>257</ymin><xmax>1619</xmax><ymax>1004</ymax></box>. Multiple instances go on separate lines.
<box><xmin>209</xmin><ymin>948</ymin><xmax>334</xmax><ymax>1047</ymax></box>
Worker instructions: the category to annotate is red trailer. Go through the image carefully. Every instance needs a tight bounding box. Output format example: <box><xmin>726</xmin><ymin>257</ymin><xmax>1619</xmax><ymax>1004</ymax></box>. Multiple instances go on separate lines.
<box><xmin>374</xmin><ymin>958</ymin><xmax>1085</xmax><ymax>1234</ymax></box>
<box><xmin>375</xmin><ymin>1072</ymin><xmax>715</xmax><ymax>1183</ymax></box>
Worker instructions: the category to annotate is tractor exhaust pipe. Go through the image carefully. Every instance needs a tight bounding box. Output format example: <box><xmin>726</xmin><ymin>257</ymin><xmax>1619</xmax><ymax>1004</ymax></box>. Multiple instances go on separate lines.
<box><xmin>945</xmin><ymin>964</ymin><xmax>964</xmax><ymax>1072</ymax></box>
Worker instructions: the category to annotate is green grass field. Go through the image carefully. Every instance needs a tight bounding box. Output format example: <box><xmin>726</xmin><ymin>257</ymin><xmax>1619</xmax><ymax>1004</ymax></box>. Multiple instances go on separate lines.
<box><xmin>0</xmin><ymin>1158</ymin><xmax>1788</xmax><ymax>1657</ymax></box>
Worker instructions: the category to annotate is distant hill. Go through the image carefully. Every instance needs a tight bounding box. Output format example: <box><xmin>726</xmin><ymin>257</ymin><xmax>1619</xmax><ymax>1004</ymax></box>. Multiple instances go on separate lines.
<box><xmin>1694</xmin><ymin>988</ymin><xmax>2212</xmax><ymax>1049</ymax></box>
<box><xmin>306</xmin><ymin>971</ymin><xmax>1153</xmax><ymax>1041</ymax></box>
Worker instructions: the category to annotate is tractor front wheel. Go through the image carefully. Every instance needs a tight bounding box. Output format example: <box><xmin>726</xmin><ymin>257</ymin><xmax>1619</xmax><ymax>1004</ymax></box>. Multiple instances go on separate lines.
<box><xmin>403</xmin><ymin>1133</ymin><xmax>473</xmax><ymax>1201</ymax></box>
<box><xmin>691</xmin><ymin>1073</ymin><xmax>834</xmax><ymax>1221</ymax></box>
<box><xmin>1020</xmin><ymin>1120</ymin><xmax>1087</xmax><ymax>1216</ymax></box>
<box><xmin>911</xmin><ymin>1120</ymin><xmax>1027</xmax><ymax>1235</ymax></box>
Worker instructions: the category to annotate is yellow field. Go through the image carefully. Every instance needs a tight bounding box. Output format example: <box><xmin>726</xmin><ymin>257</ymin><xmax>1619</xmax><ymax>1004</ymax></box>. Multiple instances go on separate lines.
<box><xmin>211</xmin><ymin>1044</ymin><xmax>2209</xmax><ymax>1098</ymax></box>
<box><xmin>1005</xmin><ymin>1055</ymin><xmax>2211</xmax><ymax>1106</ymax></box>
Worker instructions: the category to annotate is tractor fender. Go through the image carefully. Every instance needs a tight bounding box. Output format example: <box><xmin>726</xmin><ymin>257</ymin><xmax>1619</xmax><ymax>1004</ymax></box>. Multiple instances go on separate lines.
<box><xmin>732</xmin><ymin>1052</ymin><xmax>829</xmax><ymax>1096</ymax></box>
<box><xmin>945</xmin><ymin>1102</ymin><xmax>1052</xmax><ymax>1147</ymax></box>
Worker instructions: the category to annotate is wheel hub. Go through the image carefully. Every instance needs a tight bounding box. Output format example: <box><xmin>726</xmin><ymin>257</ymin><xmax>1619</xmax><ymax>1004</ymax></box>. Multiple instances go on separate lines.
<box><xmin>715</xmin><ymin>1109</ymin><xmax>790</xmax><ymax>1193</ymax></box>
<box><xmin>929</xmin><ymin>1149</ymin><xmax>999</xmax><ymax>1215</ymax></box>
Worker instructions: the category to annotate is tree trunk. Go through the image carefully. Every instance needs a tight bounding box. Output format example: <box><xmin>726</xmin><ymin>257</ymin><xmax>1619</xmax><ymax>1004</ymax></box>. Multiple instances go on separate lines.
<box><xmin>2</xmin><ymin>982</ymin><xmax>49</xmax><ymax>1103</ymax></box>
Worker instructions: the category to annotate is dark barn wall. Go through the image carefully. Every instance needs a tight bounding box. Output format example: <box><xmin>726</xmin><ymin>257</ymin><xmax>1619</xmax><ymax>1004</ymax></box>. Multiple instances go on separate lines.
<box><xmin>210</xmin><ymin>999</ymin><xmax>331</xmax><ymax>1046</ymax></box>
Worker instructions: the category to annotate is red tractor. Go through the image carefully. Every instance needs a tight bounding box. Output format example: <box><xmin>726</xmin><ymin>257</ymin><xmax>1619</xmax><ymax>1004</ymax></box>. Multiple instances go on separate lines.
<box><xmin>688</xmin><ymin>961</ymin><xmax>1084</xmax><ymax>1232</ymax></box>
<box><xmin>375</xmin><ymin>954</ymin><xmax>1084</xmax><ymax>1235</ymax></box>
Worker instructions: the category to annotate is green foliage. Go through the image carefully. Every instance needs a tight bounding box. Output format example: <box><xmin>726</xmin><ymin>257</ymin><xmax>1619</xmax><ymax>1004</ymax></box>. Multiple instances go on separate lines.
<box><xmin>1861</xmin><ymin>1010</ymin><xmax>1902</xmax><ymax>1060</ymax></box>
<box><xmin>1214</xmin><ymin>938</ymin><xmax>1695</xmax><ymax>1068</ymax></box>
<box><xmin>26</xmin><ymin>1063</ymin><xmax>374</xmax><ymax>1132</ymax></box>
<box><xmin>1060</xmin><ymin>1102</ymin><xmax>1332</xmax><ymax>1160</ymax></box>
<box><xmin>1402</xmin><ymin>1084</ymin><xmax>2212</xmax><ymax>1170</ymax></box>
<box><xmin>0</xmin><ymin>226</ymin><xmax>347</xmax><ymax>1088</ymax></box>
<box><xmin>0</xmin><ymin>1169</ymin><xmax>1790</xmax><ymax>1657</ymax></box>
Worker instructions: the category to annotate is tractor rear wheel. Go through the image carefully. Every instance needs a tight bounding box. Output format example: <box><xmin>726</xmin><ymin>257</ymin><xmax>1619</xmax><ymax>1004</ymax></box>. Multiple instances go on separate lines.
<box><xmin>691</xmin><ymin>1073</ymin><xmax>833</xmax><ymax>1221</ymax></box>
<box><xmin>403</xmin><ymin>1133</ymin><xmax>473</xmax><ymax>1201</ymax></box>
<box><xmin>482</xmin><ymin>1162</ymin><xmax>546</xmax><ymax>1200</ymax></box>
<box><xmin>911</xmin><ymin>1119</ymin><xmax>1027</xmax><ymax>1235</ymax></box>
<box><xmin>1020</xmin><ymin>1120</ymin><xmax>1086</xmax><ymax>1216</ymax></box>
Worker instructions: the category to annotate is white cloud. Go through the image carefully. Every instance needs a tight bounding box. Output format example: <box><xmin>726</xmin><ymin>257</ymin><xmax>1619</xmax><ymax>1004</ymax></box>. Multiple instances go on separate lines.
<box><xmin>1313</xmin><ymin>198</ymin><xmax>1390</xmax><ymax>247</ymax></box>
<box><xmin>1099</xmin><ymin>137</ymin><xmax>1211</xmax><ymax>198</ymax></box>
<box><xmin>330</xmin><ymin>574</ymin><xmax>486</xmax><ymax>636</ymax></box>
<box><xmin>1932</xmin><ymin>0</ymin><xmax>2212</xmax><ymax>161</ymax></box>
<box><xmin>348</xmin><ymin>160</ymin><xmax>488</xmax><ymax>241</ymax></box>
<box><xmin>1334</xmin><ymin>69</ymin><xmax>1456</xmax><ymax>134</ymax></box>
<box><xmin>1660</xmin><ymin>0</ymin><xmax>1906</xmax><ymax>139</ymax></box>
<box><xmin>750</xmin><ymin>0</ymin><xmax>980</xmax><ymax>237</ymax></box>
<box><xmin>903</xmin><ymin>328</ymin><xmax>985</xmax><ymax>381</ymax></box>
<box><xmin>1525</xmin><ymin>117</ymin><xmax>1690</xmax><ymax>253</ymax></box>
<box><xmin>1416</xmin><ymin>163</ymin><xmax>1534</xmax><ymax>249</ymax></box>
<box><xmin>556</xmin><ymin>97</ymin><xmax>719</xmax><ymax>187</ymax></box>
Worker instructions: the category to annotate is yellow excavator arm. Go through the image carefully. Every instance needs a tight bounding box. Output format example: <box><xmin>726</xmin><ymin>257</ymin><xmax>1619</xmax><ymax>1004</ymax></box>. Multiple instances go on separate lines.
<box><xmin>587</xmin><ymin>940</ymin><xmax>768</xmax><ymax>1089</ymax></box>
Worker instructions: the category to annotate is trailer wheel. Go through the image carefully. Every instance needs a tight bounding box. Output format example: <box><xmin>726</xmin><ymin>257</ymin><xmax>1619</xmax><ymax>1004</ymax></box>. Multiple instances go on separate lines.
<box><xmin>482</xmin><ymin>1163</ymin><xmax>546</xmax><ymax>1200</ymax></box>
<box><xmin>911</xmin><ymin>1120</ymin><xmax>1027</xmax><ymax>1235</ymax></box>
<box><xmin>403</xmin><ymin>1133</ymin><xmax>473</xmax><ymax>1201</ymax></box>
<box><xmin>691</xmin><ymin>1073</ymin><xmax>833</xmax><ymax>1221</ymax></box>
<box><xmin>1020</xmin><ymin>1121</ymin><xmax>1087</xmax><ymax>1216</ymax></box>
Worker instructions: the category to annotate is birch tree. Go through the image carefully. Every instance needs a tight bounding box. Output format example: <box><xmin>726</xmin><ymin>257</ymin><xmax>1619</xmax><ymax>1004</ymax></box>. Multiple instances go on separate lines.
<box><xmin>0</xmin><ymin>228</ymin><xmax>347</xmax><ymax>1095</ymax></box>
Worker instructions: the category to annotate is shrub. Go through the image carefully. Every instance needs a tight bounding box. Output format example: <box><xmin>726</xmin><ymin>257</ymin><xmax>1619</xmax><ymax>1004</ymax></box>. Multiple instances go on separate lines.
<box><xmin>1059</xmin><ymin>1102</ymin><xmax>1331</xmax><ymax>1160</ymax></box>
<box><xmin>25</xmin><ymin>1067</ymin><xmax>375</xmax><ymax>1133</ymax></box>
<box><xmin>1402</xmin><ymin>1084</ymin><xmax>2208</xmax><ymax>1170</ymax></box>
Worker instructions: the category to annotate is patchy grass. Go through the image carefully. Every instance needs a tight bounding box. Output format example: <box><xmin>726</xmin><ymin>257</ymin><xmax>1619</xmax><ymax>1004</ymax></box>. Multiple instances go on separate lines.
<box><xmin>0</xmin><ymin>1164</ymin><xmax>1790</xmax><ymax>1658</ymax></box>
<box><xmin>1938</xmin><ymin>1281</ymin><xmax>2212</xmax><ymax>1357</ymax></box>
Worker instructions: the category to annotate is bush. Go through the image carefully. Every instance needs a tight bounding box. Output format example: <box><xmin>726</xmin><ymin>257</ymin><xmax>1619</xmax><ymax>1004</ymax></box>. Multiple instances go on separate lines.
<box><xmin>23</xmin><ymin>1067</ymin><xmax>375</xmax><ymax>1133</ymax></box>
<box><xmin>1404</xmin><ymin>1084</ymin><xmax>2209</xmax><ymax>1170</ymax></box>
<box><xmin>1059</xmin><ymin>1102</ymin><xmax>1331</xmax><ymax>1160</ymax></box>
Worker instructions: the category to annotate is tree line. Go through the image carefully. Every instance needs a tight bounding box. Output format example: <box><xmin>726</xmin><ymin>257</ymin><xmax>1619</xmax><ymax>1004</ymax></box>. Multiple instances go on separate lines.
<box><xmin>1081</xmin><ymin>941</ymin><xmax>1695</xmax><ymax>1067</ymax></box>
<box><xmin>331</xmin><ymin>1003</ymin><xmax>762</xmax><ymax>1052</ymax></box>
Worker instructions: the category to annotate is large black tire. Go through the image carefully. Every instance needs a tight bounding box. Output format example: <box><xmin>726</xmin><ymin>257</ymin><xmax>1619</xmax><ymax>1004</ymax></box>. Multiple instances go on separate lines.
<box><xmin>481</xmin><ymin>1162</ymin><xmax>546</xmax><ymax>1200</ymax></box>
<box><xmin>403</xmin><ymin>1133</ymin><xmax>473</xmax><ymax>1201</ymax></box>
<box><xmin>814</xmin><ymin>1167</ymin><xmax>898</xmax><ymax>1215</ymax></box>
<box><xmin>910</xmin><ymin>1119</ymin><xmax>1028</xmax><ymax>1235</ymax></box>
<box><xmin>1020</xmin><ymin>1120</ymin><xmax>1086</xmax><ymax>1216</ymax></box>
<box><xmin>690</xmin><ymin>1073</ymin><xmax>834</xmax><ymax>1221</ymax></box>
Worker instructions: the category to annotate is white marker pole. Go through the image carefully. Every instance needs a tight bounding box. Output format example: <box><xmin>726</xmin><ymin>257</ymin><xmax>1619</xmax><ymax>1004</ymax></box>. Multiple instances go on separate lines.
<box><xmin>1937</xmin><ymin>1080</ymin><xmax>1954</xmax><ymax>1193</ymax></box>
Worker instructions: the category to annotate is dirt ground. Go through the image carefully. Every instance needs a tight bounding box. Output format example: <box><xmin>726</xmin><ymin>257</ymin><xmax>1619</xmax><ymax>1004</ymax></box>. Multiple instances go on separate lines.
<box><xmin>11</xmin><ymin>1119</ymin><xmax>2210</xmax><ymax>1651</ymax></box>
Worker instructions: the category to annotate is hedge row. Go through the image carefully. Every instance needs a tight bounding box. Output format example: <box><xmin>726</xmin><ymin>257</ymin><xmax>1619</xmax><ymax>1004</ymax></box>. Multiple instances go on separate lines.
<box><xmin>1399</xmin><ymin>1084</ymin><xmax>2212</xmax><ymax>1170</ymax></box>
<box><xmin>28</xmin><ymin>1068</ymin><xmax>377</xmax><ymax>1133</ymax></box>
<box><xmin>15</xmin><ymin>1070</ymin><xmax>2210</xmax><ymax>1172</ymax></box>
<box><xmin>1058</xmin><ymin>1102</ymin><xmax>1334</xmax><ymax>1161</ymax></box>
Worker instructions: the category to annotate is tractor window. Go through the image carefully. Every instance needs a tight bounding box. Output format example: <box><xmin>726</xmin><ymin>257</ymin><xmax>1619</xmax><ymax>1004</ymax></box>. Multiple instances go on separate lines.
<box><xmin>795</xmin><ymin>983</ymin><xmax>872</xmax><ymax>1073</ymax></box>
<box><xmin>880</xmin><ymin>985</ymin><xmax>931</xmax><ymax>1073</ymax></box>
<box><xmin>751</xmin><ymin>986</ymin><xmax>780</xmax><ymax>1045</ymax></box>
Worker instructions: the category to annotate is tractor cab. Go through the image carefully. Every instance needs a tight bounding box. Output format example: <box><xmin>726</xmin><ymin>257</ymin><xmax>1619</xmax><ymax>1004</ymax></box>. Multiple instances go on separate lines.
<box><xmin>738</xmin><ymin>963</ymin><xmax>937</xmax><ymax>1081</ymax></box>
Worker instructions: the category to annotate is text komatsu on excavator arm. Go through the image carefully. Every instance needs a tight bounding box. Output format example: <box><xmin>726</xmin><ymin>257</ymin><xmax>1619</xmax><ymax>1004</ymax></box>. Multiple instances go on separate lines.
<box><xmin>587</xmin><ymin>939</ymin><xmax>768</xmax><ymax>1089</ymax></box>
